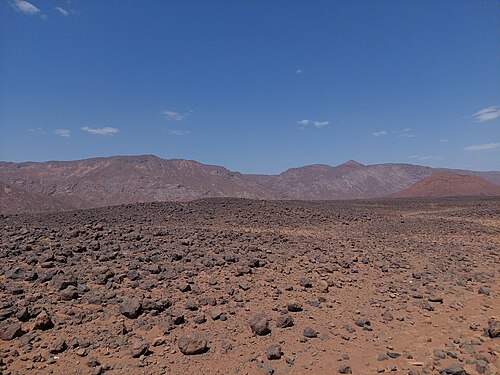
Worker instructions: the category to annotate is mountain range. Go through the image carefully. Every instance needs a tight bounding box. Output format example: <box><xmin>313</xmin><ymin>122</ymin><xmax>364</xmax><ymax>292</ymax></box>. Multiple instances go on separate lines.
<box><xmin>1</xmin><ymin>155</ymin><xmax>499</xmax><ymax>214</ymax></box>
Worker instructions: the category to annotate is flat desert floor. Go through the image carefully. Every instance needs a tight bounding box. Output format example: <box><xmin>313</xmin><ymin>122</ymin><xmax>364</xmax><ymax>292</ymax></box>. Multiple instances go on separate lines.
<box><xmin>0</xmin><ymin>197</ymin><xmax>499</xmax><ymax>374</ymax></box>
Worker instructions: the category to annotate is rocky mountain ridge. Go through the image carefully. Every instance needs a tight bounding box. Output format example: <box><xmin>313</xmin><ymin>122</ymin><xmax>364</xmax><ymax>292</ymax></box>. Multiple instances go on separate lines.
<box><xmin>0</xmin><ymin>155</ymin><xmax>499</xmax><ymax>214</ymax></box>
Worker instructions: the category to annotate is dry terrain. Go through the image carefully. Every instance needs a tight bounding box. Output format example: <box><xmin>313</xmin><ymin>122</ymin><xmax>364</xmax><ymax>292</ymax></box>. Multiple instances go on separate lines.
<box><xmin>0</xmin><ymin>197</ymin><xmax>499</xmax><ymax>375</ymax></box>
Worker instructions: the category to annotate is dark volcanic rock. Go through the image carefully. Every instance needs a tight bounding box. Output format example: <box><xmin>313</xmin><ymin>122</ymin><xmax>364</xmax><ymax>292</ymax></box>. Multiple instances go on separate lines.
<box><xmin>249</xmin><ymin>314</ymin><xmax>271</xmax><ymax>336</ymax></box>
<box><xmin>439</xmin><ymin>363</ymin><xmax>467</xmax><ymax>375</ymax></box>
<box><xmin>276</xmin><ymin>314</ymin><xmax>294</xmax><ymax>328</ymax></box>
<box><xmin>178</xmin><ymin>333</ymin><xmax>208</xmax><ymax>355</ymax></box>
<box><xmin>119</xmin><ymin>299</ymin><xmax>142</xmax><ymax>319</ymax></box>
<box><xmin>0</xmin><ymin>321</ymin><xmax>24</xmax><ymax>341</ymax></box>
<box><xmin>303</xmin><ymin>327</ymin><xmax>318</xmax><ymax>338</ymax></box>
<box><xmin>485</xmin><ymin>318</ymin><xmax>499</xmax><ymax>338</ymax></box>
<box><xmin>33</xmin><ymin>310</ymin><xmax>54</xmax><ymax>330</ymax></box>
<box><xmin>265</xmin><ymin>344</ymin><xmax>283</xmax><ymax>360</ymax></box>
<box><xmin>287</xmin><ymin>300</ymin><xmax>303</xmax><ymax>312</ymax></box>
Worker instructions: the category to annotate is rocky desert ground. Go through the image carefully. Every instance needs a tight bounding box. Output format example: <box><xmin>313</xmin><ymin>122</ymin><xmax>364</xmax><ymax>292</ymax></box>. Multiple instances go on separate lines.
<box><xmin>0</xmin><ymin>197</ymin><xmax>499</xmax><ymax>375</ymax></box>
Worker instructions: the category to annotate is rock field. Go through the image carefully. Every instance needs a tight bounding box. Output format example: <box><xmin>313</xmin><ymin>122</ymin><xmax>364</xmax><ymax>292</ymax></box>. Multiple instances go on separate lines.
<box><xmin>0</xmin><ymin>197</ymin><xmax>499</xmax><ymax>374</ymax></box>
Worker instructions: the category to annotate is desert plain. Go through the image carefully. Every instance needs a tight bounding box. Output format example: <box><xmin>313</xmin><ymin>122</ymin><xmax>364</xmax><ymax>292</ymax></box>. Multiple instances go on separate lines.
<box><xmin>0</xmin><ymin>197</ymin><xmax>499</xmax><ymax>374</ymax></box>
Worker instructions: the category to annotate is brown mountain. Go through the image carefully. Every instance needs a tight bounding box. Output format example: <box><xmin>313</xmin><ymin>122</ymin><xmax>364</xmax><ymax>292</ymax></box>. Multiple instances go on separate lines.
<box><xmin>0</xmin><ymin>155</ymin><xmax>499</xmax><ymax>214</ymax></box>
<box><xmin>0</xmin><ymin>181</ymin><xmax>73</xmax><ymax>215</ymax></box>
<box><xmin>0</xmin><ymin>155</ymin><xmax>274</xmax><ymax>211</ymax></box>
<box><xmin>393</xmin><ymin>172</ymin><xmax>500</xmax><ymax>198</ymax></box>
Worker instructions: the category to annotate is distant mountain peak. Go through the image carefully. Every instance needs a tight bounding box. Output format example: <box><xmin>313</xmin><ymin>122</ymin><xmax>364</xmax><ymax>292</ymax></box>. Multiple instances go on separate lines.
<box><xmin>340</xmin><ymin>160</ymin><xmax>364</xmax><ymax>168</ymax></box>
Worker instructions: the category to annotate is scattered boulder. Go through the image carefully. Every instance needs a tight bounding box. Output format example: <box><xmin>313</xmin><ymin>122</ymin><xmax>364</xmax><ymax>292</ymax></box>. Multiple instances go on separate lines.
<box><xmin>249</xmin><ymin>314</ymin><xmax>271</xmax><ymax>336</ymax></box>
<box><xmin>303</xmin><ymin>327</ymin><xmax>318</xmax><ymax>338</ymax></box>
<box><xmin>33</xmin><ymin>310</ymin><xmax>54</xmax><ymax>330</ymax></box>
<box><xmin>119</xmin><ymin>298</ymin><xmax>142</xmax><ymax>319</ymax></box>
<box><xmin>178</xmin><ymin>333</ymin><xmax>208</xmax><ymax>355</ymax></box>
<box><xmin>266</xmin><ymin>344</ymin><xmax>283</xmax><ymax>360</ymax></box>
<box><xmin>276</xmin><ymin>314</ymin><xmax>294</xmax><ymax>328</ymax></box>
<box><xmin>439</xmin><ymin>363</ymin><xmax>467</xmax><ymax>375</ymax></box>
<box><xmin>287</xmin><ymin>300</ymin><xmax>303</xmax><ymax>312</ymax></box>
<box><xmin>0</xmin><ymin>321</ymin><xmax>24</xmax><ymax>341</ymax></box>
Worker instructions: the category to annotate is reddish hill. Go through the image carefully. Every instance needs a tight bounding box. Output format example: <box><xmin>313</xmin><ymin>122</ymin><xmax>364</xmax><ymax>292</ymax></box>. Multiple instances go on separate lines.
<box><xmin>393</xmin><ymin>172</ymin><xmax>500</xmax><ymax>198</ymax></box>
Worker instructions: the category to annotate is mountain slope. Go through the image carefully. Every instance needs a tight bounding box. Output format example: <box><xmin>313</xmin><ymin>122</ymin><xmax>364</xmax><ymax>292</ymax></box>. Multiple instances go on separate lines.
<box><xmin>0</xmin><ymin>155</ymin><xmax>499</xmax><ymax>214</ymax></box>
<box><xmin>393</xmin><ymin>172</ymin><xmax>500</xmax><ymax>198</ymax></box>
<box><xmin>256</xmin><ymin>161</ymin><xmax>435</xmax><ymax>199</ymax></box>
<box><xmin>0</xmin><ymin>155</ymin><xmax>274</xmax><ymax>210</ymax></box>
<box><xmin>0</xmin><ymin>181</ymin><xmax>73</xmax><ymax>214</ymax></box>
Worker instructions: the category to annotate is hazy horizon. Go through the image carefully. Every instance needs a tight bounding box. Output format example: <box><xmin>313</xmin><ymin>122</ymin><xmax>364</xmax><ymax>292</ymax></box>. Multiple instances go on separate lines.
<box><xmin>1</xmin><ymin>1</ymin><xmax>499</xmax><ymax>174</ymax></box>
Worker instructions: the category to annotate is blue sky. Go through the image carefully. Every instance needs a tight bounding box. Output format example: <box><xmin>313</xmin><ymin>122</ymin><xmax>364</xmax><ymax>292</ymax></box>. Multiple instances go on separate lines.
<box><xmin>1</xmin><ymin>0</ymin><xmax>499</xmax><ymax>173</ymax></box>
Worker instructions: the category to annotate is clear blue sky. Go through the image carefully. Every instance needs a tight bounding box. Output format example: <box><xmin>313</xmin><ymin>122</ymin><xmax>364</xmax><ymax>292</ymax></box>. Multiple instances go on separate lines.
<box><xmin>1</xmin><ymin>0</ymin><xmax>499</xmax><ymax>173</ymax></box>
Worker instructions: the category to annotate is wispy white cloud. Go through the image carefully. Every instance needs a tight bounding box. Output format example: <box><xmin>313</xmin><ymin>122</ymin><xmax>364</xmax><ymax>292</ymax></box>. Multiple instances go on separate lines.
<box><xmin>295</xmin><ymin>69</ymin><xmax>303</xmax><ymax>74</ymax></box>
<box><xmin>439</xmin><ymin>139</ymin><xmax>448</xmax><ymax>143</ymax></box>
<box><xmin>54</xmin><ymin>6</ymin><xmax>79</xmax><ymax>16</ymax></box>
<box><xmin>54</xmin><ymin>129</ymin><xmax>71</xmax><ymax>137</ymax></box>
<box><xmin>400</xmin><ymin>133</ymin><xmax>415</xmax><ymax>138</ymax></box>
<box><xmin>408</xmin><ymin>155</ymin><xmax>443</xmax><ymax>161</ymax></box>
<box><xmin>55</xmin><ymin>6</ymin><xmax>69</xmax><ymax>16</ymax></box>
<box><xmin>372</xmin><ymin>130</ymin><xmax>387</xmax><ymax>137</ymax></box>
<box><xmin>81</xmin><ymin>126</ymin><xmax>119</xmax><ymax>136</ymax></box>
<box><xmin>28</xmin><ymin>127</ymin><xmax>45</xmax><ymax>135</ymax></box>
<box><xmin>12</xmin><ymin>0</ymin><xmax>44</xmax><ymax>17</ymax></box>
<box><xmin>399</xmin><ymin>128</ymin><xmax>415</xmax><ymax>138</ymax></box>
<box><xmin>464</xmin><ymin>142</ymin><xmax>500</xmax><ymax>151</ymax></box>
<box><xmin>472</xmin><ymin>105</ymin><xmax>500</xmax><ymax>122</ymax></box>
<box><xmin>169</xmin><ymin>130</ymin><xmax>191</xmax><ymax>136</ymax></box>
<box><xmin>161</xmin><ymin>110</ymin><xmax>192</xmax><ymax>121</ymax></box>
<box><xmin>297</xmin><ymin>119</ymin><xmax>329</xmax><ymax>128</ymax></box>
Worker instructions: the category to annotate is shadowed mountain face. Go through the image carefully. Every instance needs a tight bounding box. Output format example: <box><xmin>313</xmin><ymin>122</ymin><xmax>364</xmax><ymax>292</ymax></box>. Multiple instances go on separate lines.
<box><xmin>0</xmin><ymin>155</ymin><xmax>499</xmax><ymax>213</ymax></box>
<box><xmin>393</xmin><ymin>172</ymin><xmax>500</xmax><ymax>198</ymax></box>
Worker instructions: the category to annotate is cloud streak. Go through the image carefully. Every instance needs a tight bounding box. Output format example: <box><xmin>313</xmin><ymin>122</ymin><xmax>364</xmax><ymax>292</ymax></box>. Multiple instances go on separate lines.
<box><xmin>53</xmin><ymin>129</ymin><xmax>71</xmax><ymax>137</ymax></box>
<box><xmin>169</xmin><ymin>130</ymin><xmax>191</xmax><ymax>136</ymax></box>
<box><xmin>81</xmin><ymin>127</ymin><xmax>119</xmax><ymax>136</ymax></box>
<box><xmin>473</xmin><ymin>105</ymin><xmax>500</xmax><ymax>122</ymax></box>
<box><xmin>55</xmin><ymin>6</ymin><xmax>69</xmax><ymax>16</ymax></box>
<box><xmin>297</xmin><ymin>119</ymin><xmax>329</xmax><ymax>128</ymax></box>
<box><xmin>372</xmin><ymin>130</ymin><xmax>387</xmax><ymax>137</ymax></box>
<box><xmin>161</xmin><ymin>110</ymin><xmax>191</xmax><ymax>121</ymax></box>
<box><xmin>464</xmin><ymin>142</ymin><xmax>500</xmax><ymax>151</ymax></box>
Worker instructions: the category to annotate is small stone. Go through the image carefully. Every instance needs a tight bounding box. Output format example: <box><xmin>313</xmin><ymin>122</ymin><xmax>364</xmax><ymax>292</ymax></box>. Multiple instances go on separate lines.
<box><xmin>266</xmin><ymin>344</ymin><xmax>283</xmax><ymax>360</ymax></box>
<box><xmin>287</xmin><ymin>300</ymin><xmax>303</xmax><ymax>312</ymax></box>
<box><xmin>131</xmin><ymin>342</ymin><xmax>150</xmax><ymax>358</ymax></box>
<box><xmin>382</xmin><ymin>311</ymin><xmax>394</xmax><ymax>322</ymax></box>
<box><xmin>387</xmin><ymin>351</ymin><xmax>400</xmax><ymax>358</ymax></box>
<box><xmin>338</xmin><ymin>364</ymin><xmax>352</xmax><ymax>373</ymax></box>
<box><xmin>477</xmin><ymin>287</ymin><xmax>490</xmax><ymax>296</ymax></box>
<box><xmin>49</xmin><ymin>338</ymin><xmax>67</xmax><ymax>354</ymax></box>
<box><xmin>439</xmin><ymin>363</ymin><xmax>467</xmax><ymax>375</ymax></box>
<box><xmin>299</xmin><ymin>278</ymin><xmax>313</xmax><ymax>288</ymax></box>
<box><xmin>178</xmin><ymin>282</ymin><xmax>191</xmax><ymax>292</ymax></box>
<box><xmin>276</xmin><ymin>314</ymin><xmax>294</xmax><ymax>328</ymax></box>
<box><xmin>119</xmin><ymin>298</ymin><xmax>142</xmax><ymax>319</ymax></box>
<box><xmin>194</xmin><ymin>314</ymin><xmax>206</xmax><ymax>324</ymax></box>
<box><xmin>303</xmin><ymin>327</ymin><xmax>318</xmax><ymax>338</ymax></box>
